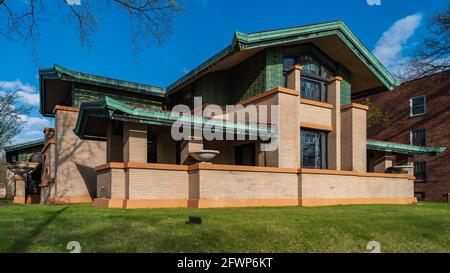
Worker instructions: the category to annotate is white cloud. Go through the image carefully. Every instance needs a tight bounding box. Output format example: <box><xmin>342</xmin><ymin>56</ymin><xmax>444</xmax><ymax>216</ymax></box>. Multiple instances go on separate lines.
<box><xmin>373</xmin><ymin>13</ymin><xmax>422</xmax><ymax>71</ymax></box>
<box><xmin>0</xmin><ymin>79</ymin><xmax>40</xmax><ymax>106</ymax></box>
<box><xmin>12</xmin><ymin>115</ymin><xmax>52</xmax><ymax>144</ymax></box>
<box><xmin>16</xmin><ymin>91</ymin><xmax>40</xmax><ymax>106</ymax></box>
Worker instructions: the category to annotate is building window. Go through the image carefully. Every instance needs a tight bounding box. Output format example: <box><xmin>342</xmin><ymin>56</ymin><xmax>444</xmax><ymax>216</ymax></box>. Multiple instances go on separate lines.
<box><xmin>414</xmin><ymin>162</ymin><xmax>427</xmax><ymax>181</ymax></box>
<box><xmin>235</xmin><ymin>143</ymin><xmax>256</xmax><ymax>166</ymax></box>
<box><xmin>410</xmin><ymin>129</ymin><xmax>426</xmax><ymax>146</ymax></box>
<box><xmin>301</xmin><ymin>78</ymin><xmax>327</xmax><ymax>102</ymax></box>
<box><xmin>414</xmin><ymin>192</ymin><xmax>425</xmax><ymax>201</ymax></box>
<box><xmin>282</xmin><ymin>49</ymin><xmax>333</xmax><ymax>103</ymax></box>
<box><xmin>301</xmin><ymin>129</ymin><xmax>328</xmax><ymax>169</ymax></box>
<box><xmin>410</xmin><ymin>96</ymin><xmax>426</xmax><ymax>116</ymax></box>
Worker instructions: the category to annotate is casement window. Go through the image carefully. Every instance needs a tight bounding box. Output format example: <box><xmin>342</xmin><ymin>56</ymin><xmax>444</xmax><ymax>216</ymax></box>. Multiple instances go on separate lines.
<box><xmin>235</xmin><ymin>143</ymin><xmax>256</xmax><ymax>166</ymax></box>
<box><xmin>301</xmin><ymin>129</ymin><xmax>328</xmax><ymax>169</ymax></box>
<box><xmin>410</xmin><ymin>96</ymin><xmax>426</xmax><ymax>116</ymax></box>
<box><xmin>414</xmin><ymin>192</ymin><xmax>425</xmax><ymax>201</ymax></box>
<box><xmin>282</xmin><ymin>45</ymin><xmax>335</xmax><ymax>103</ymax></box>
<box><xmin>414</xmin><ymin>162</ymin><xmax>427</xmax><ymax>181</ymax></box>
<box><xmin>410</xmin><ymin>129</ymin><xmax>426</xmax><ymax>146</ymax></box>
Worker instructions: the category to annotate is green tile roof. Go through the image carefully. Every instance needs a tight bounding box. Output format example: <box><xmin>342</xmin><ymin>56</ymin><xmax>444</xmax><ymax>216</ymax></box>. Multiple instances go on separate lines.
<box><xmin>75</xmin><ymin>96</ymin><xmax>274</xmax><ymax>139</ymax></box>
<box><xmin>367</xmin><ymin>140</ymin><xmax>446</xmax><ymax>156</ymax></box>
<box><xmin>167</xmin><ymin>20</ymin><xmax>400</xmax><ymax>93</ymax></box>
<box><xmin>4</xmin><ymin>139</ymin><xmax>45</xmax><ymax>153</ymax></box>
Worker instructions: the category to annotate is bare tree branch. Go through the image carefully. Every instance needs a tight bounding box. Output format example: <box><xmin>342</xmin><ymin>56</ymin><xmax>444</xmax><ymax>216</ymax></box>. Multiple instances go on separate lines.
<box><xmin>0</xmin><ymin>0</ymin><xmax>183</xmax><ymax>56</ymax></box>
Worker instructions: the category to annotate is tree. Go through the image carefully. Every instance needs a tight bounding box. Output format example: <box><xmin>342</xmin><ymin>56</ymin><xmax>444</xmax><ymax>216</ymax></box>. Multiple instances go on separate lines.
<box><xmin>360</xmin><ymin>98</ymin><xmax>390</xmax><ymax>131</ymax></box>
<box><xmin>0</xmin><ymin>0</ymin><xmax>183</xmax><ymax>54</ymax></box>
<box><xmin>0</xmin><ymin>92</ymin><xmax>30</xmax><ymax>150</ymax></box>
<box><xmin>399</xmin><ymin>3</ymin><xmax>449</xmax><ymax>80</ymax></box>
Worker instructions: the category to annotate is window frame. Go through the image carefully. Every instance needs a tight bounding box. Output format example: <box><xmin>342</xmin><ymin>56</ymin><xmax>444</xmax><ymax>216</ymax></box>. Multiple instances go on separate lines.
<box><xmin>300</xmin><ymin>129</ymin><xmax>328</xmax><ymax>169</ymax></box>
<box><xmin>414</xmin><ymin>162</ymin><xmax>427</xmax><ymax>182</ymax></box>
<box><xmin>410</xmin><ymin>128</ymin><xmax>426</xmax><ymax>146</ymax></box>
<box><xmin>410</xmin><ymin>95</ymin><xmax>427</xmax><ymax>117</ymax></box>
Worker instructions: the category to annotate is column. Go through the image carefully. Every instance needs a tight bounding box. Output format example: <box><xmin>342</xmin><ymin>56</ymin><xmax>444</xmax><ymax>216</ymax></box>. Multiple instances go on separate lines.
<box><xmin>328</xmin><ymin>77</ymin><xmax>342</xmax><ymax>170</ymax></box>
<box><xmin>123</xmin><ymin>122</ymin><xmax>147</xmax><ymax>163</ymax></box>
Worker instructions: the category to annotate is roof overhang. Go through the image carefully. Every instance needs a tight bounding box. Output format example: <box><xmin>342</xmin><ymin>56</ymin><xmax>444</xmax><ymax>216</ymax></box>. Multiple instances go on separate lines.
<box><xmin>4</xmin><ymin>139</ymin><xmax>45</xmax><ymax>153</ymax></box>
<box><xmin>367</xmin><ymin>140</ymin><xmax>447</xmax><ymax>156</ymax></box>
<box><xmin>167</xmin><ymin>21</ymin><xmax>400</xmax><ymax>95</ymax></box>
<box><xmin>39</xmin><ymin>65</ymin><xmax>166</xmax><ymax>117</ymax></box>
<box><xmin>75</xmin><ymin>96</ymin><xmax>275</xmax><ymax>140</ymax></box>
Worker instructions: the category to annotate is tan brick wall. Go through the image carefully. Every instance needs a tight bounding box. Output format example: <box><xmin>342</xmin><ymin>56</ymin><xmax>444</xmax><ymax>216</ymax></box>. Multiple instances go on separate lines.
<box><xmin>192</xmin><ymin>169</ymin><xmax>299</xmax><ymax>200</ymax></box>
<box><xmin>341</xmin><ymin>107</ymin><xmax>367</xmax><ymax>172</ymax></box>
<box><xmin>300</xmin><ymin>173</ymin><xmax>413</xmax><ymax>199</ymax></box>
<box><xmin>123</xmin><ymin>123</ymin><xmax>147</xmax><ymax>163</ymax></box>
<box><xmin>55</xmin><ymin>109</ymin><xmax>106</xmax><ymax>199</ymax></box>
<box><xmin>328</xmin><ymin>78</ymin><xmax>341</xmax><ymax>170</ymax></box>
<box><xmin>298</xmin><ymin>104</ymin><xmax>332</xmax><ymax>127</ymax></box>
<box><xmin>128</xmin><ymin>169</ymin><xmax>189</xmax><ymax>199</ymax></box>
<box><xmin>277</xmin><ymin>92</ymin><xmax>300</xmax><ymax>168</ymax></box>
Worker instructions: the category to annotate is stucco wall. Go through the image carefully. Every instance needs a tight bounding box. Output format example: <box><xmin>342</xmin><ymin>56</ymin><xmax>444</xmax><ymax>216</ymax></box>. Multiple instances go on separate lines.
<box><xmin>55</xmin><ymin>109</ymin><xmax>106</xmax><ymax>200</ymax></box>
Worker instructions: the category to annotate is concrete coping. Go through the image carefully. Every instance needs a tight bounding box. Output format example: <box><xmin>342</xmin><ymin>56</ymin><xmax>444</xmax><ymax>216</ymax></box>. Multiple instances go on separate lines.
<box><xmin>53</xmin><ymin>105</ymin><xmax>80</xmax><ymax>114</ymax></box>
<box><xmin>341</xmin><ymin>103</ymin><xmax>369</xmax><ymax>111</ymax></box>
<box><xmin>95</xmin><ymin>162</ymin><xmax>414</xmax><ymax>180</ymax></box>
<box><xmin>237</xmin><ymin>87</ymin><xmax>299</xmax><ymax>106</ymax></box>
<box><xmin>299</xmin><ymin>98</ymin><xmax>334</xmax><ymax>109</ymax></box>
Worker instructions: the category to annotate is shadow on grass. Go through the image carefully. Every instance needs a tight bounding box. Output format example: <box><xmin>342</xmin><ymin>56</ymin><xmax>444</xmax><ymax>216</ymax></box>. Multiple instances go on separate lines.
<box><xmin>9</xmin><ymin>207</ymin><xmax>69</xmax><ymax>253</ymax></box>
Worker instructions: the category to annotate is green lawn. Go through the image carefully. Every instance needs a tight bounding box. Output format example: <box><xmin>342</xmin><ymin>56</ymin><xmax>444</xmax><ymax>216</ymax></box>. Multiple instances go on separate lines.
<box><xmin>0</xmin><ymin>200</ymin><xmax>449</xmax><ymax>253</ymax></box>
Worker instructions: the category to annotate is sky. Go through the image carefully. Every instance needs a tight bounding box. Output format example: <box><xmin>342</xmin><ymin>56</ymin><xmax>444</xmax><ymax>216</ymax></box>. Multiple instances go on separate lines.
<box><xmin>0</xmin><ymin>0</ymin><xmax>447</xmax><ymax>144</ymax></box>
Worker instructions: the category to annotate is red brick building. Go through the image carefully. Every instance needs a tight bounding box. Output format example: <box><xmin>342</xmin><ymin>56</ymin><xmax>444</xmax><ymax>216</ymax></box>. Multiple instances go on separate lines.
<box><xmin>361</xmin><ymin>71</ymin><xmax>449</xmax><ymax>202</ymax></box>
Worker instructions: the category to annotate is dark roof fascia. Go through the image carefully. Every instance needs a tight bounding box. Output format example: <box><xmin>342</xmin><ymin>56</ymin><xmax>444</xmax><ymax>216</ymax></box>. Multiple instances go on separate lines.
<box><xmin>4</xmin><ymin>139</ymin><xmax>45</xmax><ymax>153</ymax></box>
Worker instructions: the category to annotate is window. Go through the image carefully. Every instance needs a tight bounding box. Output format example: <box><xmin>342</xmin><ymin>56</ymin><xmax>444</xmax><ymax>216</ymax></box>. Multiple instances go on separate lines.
<box><xmin>411</xmin><ymin>129</ymin><xmax>426</xmax><ymax>146</ymax></box>
<box><xmin>235</xmin><ymin>143</ymin><xmax>256</xmax><ymax>166</ymax></box>
<box><xmin>410</xmin><ymin>96</ymin><xmax>426</xmax><ymax>116</ymax></box>
<box><xmin>414</xmin><ymin>192</ymin><xmax>425</xmax><ymax>201</ymax></box>
<box><xmin>282</xmin><ymin>49</ymin><xmax>333</xmax><ymax>103</ymax></box>
<box><xmin>301</xmin><ymin>78</ymin><xmax>327</xmax><ymax>102</ymax></box>
<box><xmin>414</xmin><ymin>162</ymin><xmax>427</xmax><ymax>181</ymax></box>
<box><xmin>301</xmin><ymin>129</ymin><xmax>327</xmax><ymax>169</ymax></box>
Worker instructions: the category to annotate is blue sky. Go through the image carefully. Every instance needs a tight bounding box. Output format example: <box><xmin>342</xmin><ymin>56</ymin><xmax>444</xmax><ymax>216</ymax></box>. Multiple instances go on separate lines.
<box><xmin>0</xmin><ymin>0</ymin><xmax>446</xmax><ymax>144</ymax></box>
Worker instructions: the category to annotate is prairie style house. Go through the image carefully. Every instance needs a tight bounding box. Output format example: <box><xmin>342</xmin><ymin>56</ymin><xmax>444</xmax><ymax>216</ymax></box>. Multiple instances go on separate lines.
<box><xmin>5</xmin><ymin>21</ymin><xmax>445</xmax><ymax>208</ymax></box>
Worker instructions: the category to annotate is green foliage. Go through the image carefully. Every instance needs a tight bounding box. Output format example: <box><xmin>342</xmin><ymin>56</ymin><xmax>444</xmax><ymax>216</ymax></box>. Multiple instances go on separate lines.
<box><xmin>361</xmin><ymin>98</ymin><xmax>390</xmax><ymax>130</ymax></box>
<box><xmin>0</xmin><ymin>92</ymin><xmax>30</xmax><ymax>150</ymax></box>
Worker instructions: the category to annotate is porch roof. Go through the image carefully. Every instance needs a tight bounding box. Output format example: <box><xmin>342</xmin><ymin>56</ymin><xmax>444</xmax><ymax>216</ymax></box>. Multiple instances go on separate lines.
<box><xmin>4</xmin><ymin>139</ymin><xmax>45</xmax><ymax>153</ymax></box>
<box><xmin>39</xmin><ymin>64</ymin><xmax>166</xmax><ymax>116</ymax></box>
<box><xmin>367</xmin><ymin>140</ymin><xmax>447</xmax><ymax>156</ymax></box>
<box><xmin>74</xmin><ymin>96</ymin><xmax>275</xmax><ymax>140</ymax></box>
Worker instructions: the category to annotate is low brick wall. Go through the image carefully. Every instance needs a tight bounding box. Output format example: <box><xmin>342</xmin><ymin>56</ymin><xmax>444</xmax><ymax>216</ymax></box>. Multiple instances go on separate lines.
<box><xmin>93</xmin><ymin>163</ymin><xmax>416</xmax><ymax>209</ymax></box>
<box><xmin>300</xmin><ymin>170</ymin><xmax>415</xmax><ymax>206</ymax></box>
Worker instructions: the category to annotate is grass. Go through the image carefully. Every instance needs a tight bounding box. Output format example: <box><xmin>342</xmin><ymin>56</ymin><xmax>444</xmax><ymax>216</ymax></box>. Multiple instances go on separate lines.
<box><xmin>0</xmin><ymin>200</ymin><xmax>449</xmax><ymax>253</ymax></box>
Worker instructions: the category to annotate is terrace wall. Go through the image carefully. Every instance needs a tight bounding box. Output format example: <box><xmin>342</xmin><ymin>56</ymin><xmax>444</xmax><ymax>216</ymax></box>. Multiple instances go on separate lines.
<box><xmin>93</xmin><ymin>163</ymin><xmax>415</xmax><ymax>209</ymax></box>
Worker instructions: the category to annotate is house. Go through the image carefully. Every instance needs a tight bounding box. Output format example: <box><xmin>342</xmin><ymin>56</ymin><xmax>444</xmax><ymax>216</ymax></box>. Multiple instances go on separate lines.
<box><xmin>7</xmin><ymin>21</ymin><xmax>445</xmax><ymax>208</ymax></box>
<box><xmin>360</xmin><ymin>71</ymin><xmax>450</xmax><ymax>202</ymax></box>
<box><xmin>4</xmin><ymin>140</ymin><xmax>44</xmax><ymax>201</ymax></box>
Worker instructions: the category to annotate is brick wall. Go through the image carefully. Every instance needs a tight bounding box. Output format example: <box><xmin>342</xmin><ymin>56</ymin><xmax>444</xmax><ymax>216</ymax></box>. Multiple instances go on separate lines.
<box><xmin>363</xmin><ymin>71</ymin><xmax>450</xmax><ymax>202</ymax></box>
